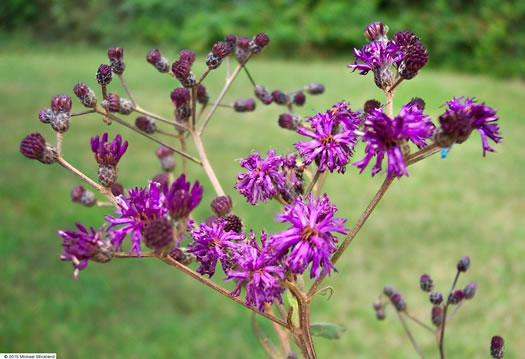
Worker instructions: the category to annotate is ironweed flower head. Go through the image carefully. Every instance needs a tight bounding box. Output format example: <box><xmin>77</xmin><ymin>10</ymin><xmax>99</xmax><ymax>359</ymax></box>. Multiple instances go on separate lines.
<box><xmin>90</xmin><ymin>133</ymin><xmax>128</xmax><ymax>166</ymax></box>
<box><xmin>188</xmin><ymin>220</ymin><xmax>245</xmax><ymax>277</ymax></box>
<box><xmin>296</xmin><ymin>112</ymin><xmax>357</xmax><ymax>173</ymax></box>
<box><xmin>325</xmin><ymin>101</ymin><xmax>362</xmax><ymax>131</ymax></box>
<box><xmin>105</xmin><ymin>181</ymin><xmax>166</xmax><ymax>255</ymax></box>
<box><xmin>58</xmin><ymin>223</ymin><xmax>113</xmax><ymax>279</ymax></box>
<box><xmin>435</xmin><ymin>97</ymin><xmax>501</xmax><ymax>156</ymax></box>
<box><xmin>163</xmin><ymin>174</ymin><xmax>203</xmax><ymax>219</ymax></box>
<box><xmin>269</xmin><ymin>193</ymin><xmax>348</xmax><ymax>280</ymax></box>
<box><xmin>353</xmin><ymin>103</ymin><xmax>434</xmax><ymax>179</ymax></box>
<box><xmin>226</xmin><ymin>231</ymin><xmax>285</xmax><ymax>312</ymax></box>
<box><xmin>20</xmin><ymin>133</ymin><xmax>58</xmax><ymax>164</ymax></box>
<box><xmin>234</xmin><ymin>150</ymin><xmax>287</xmax><ymax>205</ymax></box>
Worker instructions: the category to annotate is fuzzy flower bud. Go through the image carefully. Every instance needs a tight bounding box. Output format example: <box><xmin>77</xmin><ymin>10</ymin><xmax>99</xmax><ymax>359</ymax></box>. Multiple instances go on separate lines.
<box><xmin>225</xmin><ymin>34</ymin><xmax>237</xmax><ymax>52</ymax></box>
<box><xmin>254</xmin><ymin>85</ymin><xmax>273</xmax><ymax>105</ymax></box>
<box><xmin>383</xmin><ymin>285</ymin><xmax>394</xmax><ymax>298</ymax></box>
<box><xmin>39</xmin><ymin>109</ymin><xmax>52</xmax><ymax>124</ymax></box>
<box><xmin>490</xmin><ymin>336</ymin><xmax>505</xmax><ymax>359</ymax></box>
<box><xmin>364</xmin><ymin>22</ymin><xmax>389</xmax><ymax>42</ymax></box>
<box><xmin>172</xmin><ymin>60</ymin><xmax>191</xmax><ymax>81</ymax></box>
<box><xmin>104</xmin><ymin>93</ymin><xmax>121</xmax><ymax>113</ymax></box>
<box><xmin>20</xmin><ymin>133</ymin><xmax>58</xmax><ymax>164</ymax></box>
<box><xmin>206</xmin><ymin>53</ymin><xmax>222</xmax><ymax>70</ymax></box>
<box><xmin>108</xmin><ymin>47</ymin><xmax>125</xmax><ymax>74</ymax></box>
<box><xmin>278</xmin><ymin>113</ymin><xmax>301</xmax><ymax>131</ymax></box>
<box><xmin>307</xmin><ymin>82</ymin><xmax>325</xmax><ymax>95</ymax></box>
<box><xmin>51</xmin><ymin>94</ymin><xmax>73</xmax><ymax>113</ymax></box>
<box><xmin>211</xmin><ymin>196</ymin><xmax>233</xmax><ymax>217</ymax></box>
<box><xmin>146</xmin><ymin>49</ymin><xmax>170</xmax><ymax>73</ymax></box>
<box><xmin>448</xmin><ymin>290</ymin><xmax>465</xmax><ymax>305</ymax></box>
<box><xmin>110</xmin><ymin>182</ymin><xmax>125</xmax><ymax>197</ymax></box>
<box><xmin>212</xmin><ymin>41</ymin><xmax>231</xmax><ymax>58</ymax></box>
<box><xmin>135</xmin><ymin>116</ymin><xmax>157</xmax><ymax>134</ymax></box>
<box><xmin>73</xmin><ymin>82</ymin><xmax>97</xmax><ymax>108</ymax></box>
<box><xmin>419</xmin><ymin>273</ymin><xmax>434</xmax><ymax>292</ymax></box>
<box><xmin>233</xmin><ymin>98</ymin><xmax>256</xmax><ymax>112</ymax></box>
<box><xmin>170</xmin><ymin>88</ymin><xmax>191</xmax><ymax>107</ymax></box>
<box><xmin>96</xmin><ymin>64</ymin><xmax>113</xmax><ymax>86</ymax></box>
<box><xmin>236</xmin><ymin>36</ymin><xmax>251</xmax><ymax>63</ymax></box>
<box><xmin>431</xmin><ymin>306</ymin><xmax>443</xmax><ymax>327</ymax></box>
<box><xmin>463</xmin><ymin>282</ymin><xmax>478</xmax><ymax>299</ymax></box>
<box><xmin>457</xmin><ymin>256</ymin><xmax>471</xmax><ymax>272</ymax></box>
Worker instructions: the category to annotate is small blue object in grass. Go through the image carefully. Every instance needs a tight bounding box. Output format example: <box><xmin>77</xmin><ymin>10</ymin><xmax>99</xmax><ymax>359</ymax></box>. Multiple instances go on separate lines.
<box><xmin>441</xmin><ymin>146</ymin><xmax>452</xmax><ymax>158</ymax></box>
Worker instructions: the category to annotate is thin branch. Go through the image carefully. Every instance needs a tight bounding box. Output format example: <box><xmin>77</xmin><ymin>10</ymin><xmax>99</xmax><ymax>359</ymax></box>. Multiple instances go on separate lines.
<box><xmin>190</xmin><ymin>129</ymin><xmax>225</xmax><ymax>196</ymax></box>
<box><xmin>56</xmin><ymin>133</ymin><xmax>63</xmax><ymax>156</ymax></box>
<box><xmin>180</xmin><ymin>135</ymin><xmax>187</xmax><ymax>173</ymax></box>
<box><xmin>71</xmin><ymin>110</ymin><xmax>96</xmax><ymax>117</ymax></box>
<box><xmin>407</xmin><ymin>144</ymin><xmax>440</xmax><ymax>166</ymax></box>
<box><xmin>439</xmin><ymin>270</ymin><xmax>461</xmax><ymax>359</ymax></box>
<box><xmin>191</xmin><ymin>86</ymin><xmax>197</xmax><ymax>129</ymax></box>
<box><xmin>387</xmin><ymin>77</ymin><xmax>404</xmax><ymax>93</ymax></box>
<box><xmin>243</xmin><ymin>65</ymin><xmax>257</xmax><ymax>87</ymax></box>
<box><xmin>199</xmin><ymin>56</ymin><xmax>251</xmax><ymax>136</ymax></box>
<box><xmin>398</xmin><ymin>312</ymin><xmax>427</xmax><ymax>359</ymax></box>
<box><xmin>118</xmin><ymin>73</ymin><xmax>136</xmax><ymax>107</ymax></box>
<box><xmin>314</xmin><ymin>172</ymin><xmax>328</xmax><ymax>199</ymax></box>
<box><xmin>134</xmin><ymin>106</ymin><xmax>187</xmax><ymax>131</ymax></box>
<box><xmin>305</xmin><ymin>169</ymin><xmax>322</xmax><ymax>196</ymax></box>
<box><xmin>446</xmin><ymin>301</ymin><xmax>463</xmax><ymax>323</ymax></box>
<box><xmin>156</xmin><ymin>129</ymin><xmax>181</xmax><ymax>138</ymax></box>
<box><xmin>94</xmin><ymin>107</ymin><xmax>201</xmax><ymax>165</ymax></box>
<box><xmin>406</xmin><ymin>311</ymin><xmax>435</xmax><ymax>333</ymax></box>
<box><xmin>286</xmin><ymin>87</ymin><xmax>308</xmax><ymax>96</ymax></box>
<box><xmin>196</xmin><ymin>68</ymin><xmax>211</xmax><ymax>88</ymax></box>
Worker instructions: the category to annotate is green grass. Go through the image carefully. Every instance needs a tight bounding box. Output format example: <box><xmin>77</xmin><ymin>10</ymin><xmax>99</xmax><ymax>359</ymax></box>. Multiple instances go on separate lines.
<box><xmin>1</xmin><ymin>44</ymin><xmax>524</xmax><ymax>359</ymax></box>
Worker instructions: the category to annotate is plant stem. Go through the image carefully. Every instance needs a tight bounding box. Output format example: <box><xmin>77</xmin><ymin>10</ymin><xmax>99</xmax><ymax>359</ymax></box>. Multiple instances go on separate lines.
<box><xmin>385</xmin><ymin>90</ymin><xmax>394</xmax><ymax>118</ymax></box>
<box><xmin>191</xmin><ymin>86</ymin><xmax>197</xmax><ymax>128</ymax></box>
<box><xmin>118</xmin><ymin>74</ymin><xmax>136</xmax><ymax>107</ymax></box>
<box><xmin>388</xmin><ymin>77</ymin><xmax>404</xmax><ymax>93</ymax></box>
<box><xmin>95</xmin><ymin>107</ymin><xmax>201</xmax><ymax>165</ymax></box>
<box><xmin>199</xmin><ymin>56</ymin><xmax>251</xmax><ymax>136</ymax></box>
<box><xmin>314</xmin><ymin>172</ymin><xmax>328</xmax><ymax>199</ymax></box>
<box><xmin>305</xmin><ymin>169</ymin><xmax>322</xmax><ymax>196</ymax></box>
<box><xmin>398</xmin><ymin>312</ymin><xmax>427</xmax><ymax>359</ymax></box>
<box><xmin>180</xmin><ymin>135</ymin><xmax>187</xmax><ymax>174</ymax></box>
<box><xmin>196</xmin><ymin>68</ymin><xmax>211</xmax><ymax>87</ymax></box>
<box><xmin>243</xmin><ymin>66</ymin><xmax>257</xmax><ymax>87</ymax></box>
<box><xmin>307</xmin><ymin>176</ymin><xmax>394</xmax><ymax>297</ymax></box>
<box><xmin>134</xmin><ymin>106</ymin><xmax>186</xmax><ymax>130</ymax></box>
<box><xmin>439</xmin><ymin>270</ymin><xmax>461</xmax><ymax>359</ymax></box>
<box><xmin>57</xmin><ymin>156</ymin><xmax>116</xmax><ymax>205</ymax></box>
<box><xmin>446</xmin><ymin>301</ymin><xmax>463</xmax><ymax>323</ymax></box>
<box><xmin>156</xmin><ymin>129</ymin><xmax>181</xmax><ymax>138</ymax></box>
<box><xmin>190</xmin><ymin>129</ymin><xmax>225</xmax><ymax>196</ymax></box>
<box><xmin>56</xmin><ymin>133</ymin><xmax>63</xmax><ymax>156</ymax></box>
<box><xmin>406</xmin><ymin>311</ymin><xmax>435</xmax><ymax>333</ymax></box>
<box><xmin>71</xmin><ymin>110</ymin><xmax>96</xmax><ymax>117</ymax></box>
<box><xmin>407</xmin><ymin>144</ymin><xmax>440</xmax><ymax>166</ymax></box>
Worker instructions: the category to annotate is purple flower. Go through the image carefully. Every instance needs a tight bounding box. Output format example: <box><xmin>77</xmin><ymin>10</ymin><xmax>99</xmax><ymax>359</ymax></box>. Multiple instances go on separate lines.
<box><xmin>163</xmin><ymin>174</ymin><xmax>203</xmax><ymax>219</ymax></box>
<box><xmin>58</xmin><ymin>223</ymin><xmax>113</xmax><ymax>279</ymax></box>
<box><xmin>90</xmin><ymin>133</ymin><xmax>128</xmax><ymax>166</ymax></box>
<box><xmin>105</xmin><ymin>181</ymin><xmax>166</xmax><ymax>256</ymax></box>
<box><xmin>436</xmin><ymin>97</ymin><xmax>502</xmax><ymax>156</ymax></box>
<box><xmin>269</xmin><ymin>194</ymin><xmax>348</xmax><ymax>280</ymax></box>
<box><xmin>235</xmin><ymin>150</ymin><xmax>287</xmax><ymax>205</ymax></box>
<box><xmin>188</xmin><ymin>220</ymin><xmax>245</xmax><ymax>277</ymax></box>
<box><xmin>354</xmin><ymin>103</ymin><xmax>434</xmax><ymax>179</ymax></box>
<box><xmin>296</xmin><ymin>112</ymin><xmax>357</xmax><ymax>173</ymax></box>
<box><xmin>226</xmin><ymin>231</ymin><xmax>285</xmax><ymax>312</ymax></box>
<box><xmin>348</xmin><ymin>41</ymin><xmax>402</xmax><ymax>75</ymax></box>
<box><xmin>326</xmin><ymin>101</ymin><xmax>362</xmax><ymax>131</ymax></box>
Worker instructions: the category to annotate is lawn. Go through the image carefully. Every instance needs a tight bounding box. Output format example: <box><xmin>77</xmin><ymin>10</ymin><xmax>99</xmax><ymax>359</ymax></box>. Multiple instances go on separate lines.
<box><xmin>1</xmin><ymin>44</ymin><xmax>524</xmax><ymax>359</ymax></box>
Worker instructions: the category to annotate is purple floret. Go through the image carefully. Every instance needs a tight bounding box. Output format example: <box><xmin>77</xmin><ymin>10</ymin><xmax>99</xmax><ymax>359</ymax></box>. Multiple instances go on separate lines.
<box><xmin>269</xmin><ymin>194</ymin><xmax>348</xmax><ymax>280</ymax></box>
<box><xmin>90</xmin><ymin>133</ymin><xmax>128</xmax><ymax>166</ymax></box>
<box><xmin>235</xmin><ymin>150</ymin><xmax>287</xmax><ymax>205</ymax></box>
<box><xmin>163</xmin><ymin>173</ymin><xmax>203</xmax><ymax>219</ymax></box>
<box><xmin>226</xmin><ymin>231</ymin><xmax>285</xmax><ymax>312</ymax></box>
<box><xmin>348</xmin><ymin>41</ymin><xmax>403</xmax><ymax>75</ymax></box>
<box><xmin>354</xmin><ymin>103</ymin><xmax>434</xmax><ymax>179</ymax></box>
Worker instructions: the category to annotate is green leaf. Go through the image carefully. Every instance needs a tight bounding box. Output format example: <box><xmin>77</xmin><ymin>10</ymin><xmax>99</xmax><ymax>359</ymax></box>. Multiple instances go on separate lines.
<box><xmin>285</xmin><ymin>290</ymin><xmax>299</xmax><ymax>327</ymax></box>
<box><xmin>310</xmin><ymin>322</ymin><xmax>346</xmax><ymax>340</ymax></box>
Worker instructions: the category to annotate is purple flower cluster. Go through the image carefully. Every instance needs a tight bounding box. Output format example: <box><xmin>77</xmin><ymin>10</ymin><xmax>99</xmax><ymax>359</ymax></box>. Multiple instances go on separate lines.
<box><xmin>269</xmin><ymin>194</ymin><xmax>348</xmax><ymax>280</ymax></box>
<box><xmin>296</xmin><ymin>105</ymin><xmax>359</xmax><ymax>173</ymax></box>
<box><xmin>435</xmin><ymin>97</ymin><xmax>502</xmax><ymax>156</ymax></box>
<box><xmin>354</xmin><ymin>103</ymin><xmax>434</xmax><ymax>179</ymax></box>
<box><xmin>235</xmin><ymin>150</ymin><xmax>287</xmax><ymax>205</ymax></box>
<box><xmin>58</xmin><ymin>223</ymin><xmax>113</xmax><ymax>279</ymax></box>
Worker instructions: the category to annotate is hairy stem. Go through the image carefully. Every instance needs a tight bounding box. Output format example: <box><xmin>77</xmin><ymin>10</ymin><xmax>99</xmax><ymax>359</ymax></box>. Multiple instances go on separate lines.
<box><xmin>199</xmin><ymin>56</ymin><xmax>251</xmax><ymax>135</ymax></box>
<box><xmin>398</xmin><ymin>312</ymin><xmax>427</xmax><ymax>359</ymax></box>
<box><xmin>57</xmin><ymin>156</ymin><xmax>116</xmax><ymax>205</ymax></box>
<box><xmin>190</xmin><ymin>129</ymin><xmax>225</xmax><ymax>196</ymax></box>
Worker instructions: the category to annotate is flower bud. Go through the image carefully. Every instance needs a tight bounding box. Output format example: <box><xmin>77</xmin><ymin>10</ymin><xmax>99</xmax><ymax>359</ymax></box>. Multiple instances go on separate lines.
<box><xmin>233</xmin><ymin>98</ymin><xmax>256</xmax><ymax>112</ymax></box>
<box><xmin>156</xmin><ymin>146</ymin><xmax>175</xmax><ymax>172</ymax></box>
<box><xmin>212</xmin><ymin>41</ymin><xmax>231</xmax><ymax>58</ymax></box>
<box><xmin>110</xmin><ymin>182</ymin><xmax>125</xmax><ymax>197</ymax></box>
<box><xmin>293</xmin><ymin>92</ymin><xmax>306</xmax><ymax>106</ymax></box>
<box><xmin>376</xmin><ymin>309</ymin><xmax>386</xmax><ymax>320</ymax></box>
<box><xmin>50</xmin><ymin>112</ymin><xmax>71</xmax><ymax>133</ymax></box>
<box><xmin>196</xmin><ymin>85</ymin><xmax>209</xmax><ymax>104</ymax></box>
<box><xmin>20</xmin><ymin>133</ymin><xmax>58</xmax><ymax>164</ymax></box>
<box><xmin>170</xmin><ymin>88</ymin><xmax>190</xmax><ymax>107</ymax></box>
<box><xmin>383</xmin><ymin>285</ymin><xmax>394</xmax><ymax>298</ymax></box>
<box><xmin>39</xmin><ymin>109</ymin><xmax>52</xmax><ymax>124</ymax></box>
<box><xmin>448</xmin><ymin>290</ymin><xmax>465</xmax><ymax>305</ymax></box>
<box><xmin>271</xmin><ymin>90</ymin><xmax>289</xmax><ymax>105</ymax></box>
<box><xmin>373</xmin><ymin>299</ymin><xmax>382</xmax><ymax>311</ymax></box>
<box><xmin>235</xmin><ymin>36</ymin><xmax>251</xmax><ymax>63</ymax></box>
<box><xmin>224</xmin><ymin>214</ymin><xmax>243</xmax><ymax>234</ymax></box>
<box><xmin>97</xmin><ymin>164</ymin><xmax>118</xmax><ymax>187</ymax></box>
<box><xmin>152</xmin><ymin>173</ymin><xmax>170</xmax><ymax>187</ymax></box>
<box><xmin>135</xmin><ymin>116</ymin><xmax>157</xmax><ymax>134</ymax></box>
<box><xmin>147</xmin><ymin>49</ymin><xmax>170</xmax><ymax>73</ymax></box>
<box><xmin>179</xmin><ymin>49</ymin><xmax>196</xmax><ymax>64</ymax></box>
<box><xmin>364</xmin><ymin>22</ymin><xmax>389</xmax><ymax>42</ymax></box>
<box><xmin>407</xmin><ymin>97</ymin><xmax>426</xmax><ymax>110</ymax></box>
<box><xmin>205</xmin><ymin>215</ymin><xmax>220</xmax><ymax>227</ymax></box>
<box><xmin>73</xmin><ymin>83</ymin><xmax>97</xmax><ymax>108</ymax></box>
<box><xmin>119</xmin><ymin>97</ymin><xmax>134</xmax><ymax>115</ymax></box>
<box><xmin>419</xmin><ymin>273</ymin><xmax>434</xmax><ymax>292</ymax></box>
<box><xmin>250</xmin><ymin>32</ymin><xmax>270</xmax><ymax>54</ymax></box>
<box><xmin>431</xmin><ymin>306</ymin><xmax>443</xmax><ymax>327</ymax></box>
<box><xmin>169</xmin><ymin>247</ymin><xmax>195</xmax><ymax>265</ymax></box>
<box><xmin>390</xmin><ymin>291</ymin><xmax>406</xmax><ymax>311</ymax></box>
<box><xmin>96</xmin><ymin>64</ymin><xmax>113</xmax><ymax>86</ymax></box>
<box><xmin>278</xmin><ymin>113</ymin><xmax>301</xmax><ymax>131</ymax></box>
<box><xmin>104</xmin><ymin>93</ymin><xmax>121</xmax><ymax>113</ymax></box>
<box><xmin>225</xmin><ymin>34</ymin><xmax>237</xmax><ymax>52</ymax></box>
<box><xmin>306</xmin><ymin>82</ymin><xmax>325</xmax><ymax>95</ymax></box>
<box><xmin>490</xmin><ymin>336</ymin><xmax>504</xmax><ymax>359</ymax></box>
<box><xmin>71</xmin><ymin>185</ymin><xmax>97</xmax><ymax>207</ymax></box>
<box><xmin>211</xmin><ymin>196</ymin><xmax>233</xmax><ymax>217</ymax></box>
<box><xmin>429</xmin><ymin>291</ymin><xmax>443</xmax><ymax>305</ymax></box>
<box><xmin>364</xmin><ymin>99</ymin><xmax>381</xmax><ymax>114</ymax></box>
<box><xmin>457</xmin><ymin>256</ymin><xmax>470</xmax><ymax>272</ymax></box>
<box><xmin>254</xmin><ymin>85</ymin><xmax>272</xmax><ymax>105</ymax></box>
<box><xmin>463</xmin><ymin>282</ymin><xmax>477</xmax><ymax>299</ymax></box>
<box><xmin>108</xmin><ymin>47</ymin><xmax>125</xmax><ymax>74</ymax></box>
<box><xmin>206</xmin><ymin>53</ymin><xmax>222</xmax><ymax>70</ymax></box>
<box><xmin>172</xmin><ymin>60</ymin><xmax>191</xmax><ymax>81</ymax></box>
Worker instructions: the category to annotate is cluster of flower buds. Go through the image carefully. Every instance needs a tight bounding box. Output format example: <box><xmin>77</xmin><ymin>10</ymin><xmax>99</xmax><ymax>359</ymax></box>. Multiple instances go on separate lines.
<box><xmin>73</xmin><ymin>83</ymin><xmax>97</xmax><ymax>108</ymax></box>
<box><xmin>172</xmin><ymin>50</ymin><xmax>197</xmax><ymax>87</ymax></box>
<box><xmin>155</xmin><ymin>146</ymin><xmax>175</xmax><ymax>172</ymax></box>
<box><xmin>107</xmin><ymin>47</ymin><xmax>125</xmax><ymax>75</ymax></box>
<box><xmin>349</xmin><ymin>21</ymin><xmax>428</xmax><ymax>89</ymax></box>
<box><xmin>146</xmin><ymin>49</ymin><xmax>170</xmax><ymax>73</ymax></box>
<box><xmin>135</xmin><ymin>116</ymin><xmax>157</xmax><ymax>134</ymax></box>
<box><xmin>206</xmin><ymin>41</ymin><xmax>231</xmax><ymax>70</ymax></box>
<box><xmin>170</xmin><ymin>88</ymin><xmax>191</xmax><ymax>122</ymax></box>
<box><xmin>101</xmin><ymin>93</ymin><xmax>134</xmax><ymax>115</ymax></box>
<box><xmin>47</xmin><ymin>95</ymin><xmax>73</xmax><ymax>133</ymax></box>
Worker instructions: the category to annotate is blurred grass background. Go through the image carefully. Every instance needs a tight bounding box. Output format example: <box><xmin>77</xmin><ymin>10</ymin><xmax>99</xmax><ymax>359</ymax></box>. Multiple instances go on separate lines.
<box><xmin>1</xmin><ymin>2</ymin><xmax>525</xmax><ymax>359</ymax></box>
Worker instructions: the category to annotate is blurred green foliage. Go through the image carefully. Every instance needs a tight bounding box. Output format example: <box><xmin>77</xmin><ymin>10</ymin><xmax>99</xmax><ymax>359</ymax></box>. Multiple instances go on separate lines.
<box><xmin>1</xmin><ymin>0</ymin><xmax>524</xmax><ymax>76</ymax></box>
